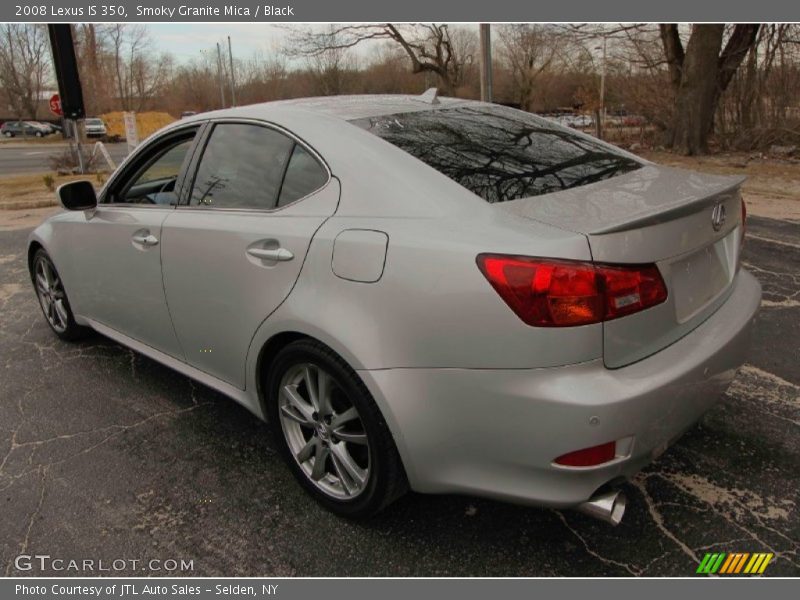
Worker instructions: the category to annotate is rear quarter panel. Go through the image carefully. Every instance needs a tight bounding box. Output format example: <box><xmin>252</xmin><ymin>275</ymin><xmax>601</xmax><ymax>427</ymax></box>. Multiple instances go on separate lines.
<box><xmin>248</xmin><ymin>210</ymin><xmax>600</xmax><ymax>371</ymax></box>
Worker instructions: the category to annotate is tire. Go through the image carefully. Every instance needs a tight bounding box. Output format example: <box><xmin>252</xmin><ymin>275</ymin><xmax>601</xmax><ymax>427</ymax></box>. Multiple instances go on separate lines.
<box><xmin>4</xmin><ymin>131</ymin><xmax>13</xmax><ymax>137</ymax></box>
<box><xmin>30</xmin><ymin>249</ymin><xmax>90</xmax><ymax>341</ymax></box>
<box><xmin>266</xmin><ymin>339</ymin><xmax>407</xmax><ymax>518</ymax></box>
<box><xmin>35</xmin><ymin>131</ymin><xmax>43</xmax><ymax>138</ymax></box>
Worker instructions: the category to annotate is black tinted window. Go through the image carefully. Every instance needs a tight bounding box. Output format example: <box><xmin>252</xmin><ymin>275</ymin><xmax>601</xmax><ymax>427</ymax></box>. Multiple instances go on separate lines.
<box><xmin>190</xmin><ymin>124</ymin><xmax>294</xmax><ymax>209</ymax></box>
<box><xmin>277</xmin><ymin>144</ymin><xmax>328</xmax><ymax>207</ymax></box>
<box><xmin>351</xmin><ymin>105</ymin><xmax>641</xmax><ymax>203</ymax></box>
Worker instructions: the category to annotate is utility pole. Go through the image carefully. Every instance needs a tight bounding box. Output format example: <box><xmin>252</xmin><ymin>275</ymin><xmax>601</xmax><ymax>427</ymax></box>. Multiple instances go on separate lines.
<box><xmin>479</xmin><ymin>24</ymin><xmax>493</xmax><ymax>103</ymax></box>
<box><xmin>597</xmin><ymin>34</ymin><xmax>607</xmax><ymax>139</ymax></box>
<box><xmin>216</xmin><ymin>42</ymin><xmax>226</xmax><ymax>109</ymax></box>
<box><xmin>227</xmin><ymin>36</ymin><xmax>237</xmax><ymax>107</ymax></box>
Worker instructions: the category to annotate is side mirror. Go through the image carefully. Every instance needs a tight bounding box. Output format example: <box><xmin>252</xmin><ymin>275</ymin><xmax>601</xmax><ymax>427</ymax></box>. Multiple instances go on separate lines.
<box><xmin>57</xmin><ymin>180</ymin><xmax>97</xmax><ymax>211</ymax></box>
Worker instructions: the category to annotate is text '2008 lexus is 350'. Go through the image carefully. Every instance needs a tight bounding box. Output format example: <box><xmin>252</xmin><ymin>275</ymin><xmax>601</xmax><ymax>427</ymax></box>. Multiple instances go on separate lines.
<box><xmin>29</xmin><ymin>94</ymin><xmax>760</xmax><ymax>524</ymax></box>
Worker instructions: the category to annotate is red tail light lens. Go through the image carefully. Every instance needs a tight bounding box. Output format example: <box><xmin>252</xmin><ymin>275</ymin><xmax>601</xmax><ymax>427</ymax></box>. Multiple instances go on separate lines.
<box><xmin>476</xmin><ymin>254</ymin><xmax>668</xmax><ymax>327</ymax></box>
<box><xmin>554</xmin><ymin>441</ymin><xmax>617</xmax><ymax>467</ymax></box>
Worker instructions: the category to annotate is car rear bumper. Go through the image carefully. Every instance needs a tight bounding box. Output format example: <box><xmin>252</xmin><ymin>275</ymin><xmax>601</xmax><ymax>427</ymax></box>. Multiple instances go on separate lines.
<box><xmin>358</xmin><ymin>269</ymin><xmax>761</xmax><ymax>508</ymax></box>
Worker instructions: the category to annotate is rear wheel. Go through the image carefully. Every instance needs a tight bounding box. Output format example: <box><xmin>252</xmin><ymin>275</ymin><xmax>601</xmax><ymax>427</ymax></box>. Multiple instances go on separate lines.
<box><xmin>31</xmin><ymin>249</ymin><xmax>89</xmax><ymax>341</ymax></box>
<box><xmin>266</xmin><ymin>339</ymin><xmax>407</xmax><ymax>518</ymax></box>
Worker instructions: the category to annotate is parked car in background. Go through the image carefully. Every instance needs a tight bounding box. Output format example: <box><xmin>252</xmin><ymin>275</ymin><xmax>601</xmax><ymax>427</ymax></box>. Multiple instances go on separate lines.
<box><xmin>180</xmin><ymin>111</ymin><xmax>198</xmax><ymax>118</ymax></box>
<box><xmin>28</xmin><ymin>95</ymin><xmax>759</xmax><ymax>523</ymax></box>
<box><xmin>39</xmin><ymin>121</ymin><xmax>63</xmax><ymax>135</ymax></box>
<box><xmin>1</xmin><ymin>120</ymin><xmax>50</xmax><ymax>138</ymax></box>
<box><xmin>549</xmin><ymin>114</ymin><xmax>595</xmax><ymax>129</ymax></box>
<box><xmin>622</xmin><ymin>115</ymin><xmax>647</xmax><ymax>127</ymax></box>
<box><xmin>84</xmin><ymin>118</ymin><xmax>107</xmax><ymax>138</ymax></box>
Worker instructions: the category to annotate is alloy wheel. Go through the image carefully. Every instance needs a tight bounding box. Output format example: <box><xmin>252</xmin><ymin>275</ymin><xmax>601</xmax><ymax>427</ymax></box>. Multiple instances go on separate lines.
<box><xmin>34</xmin><ymin>256</ymin><xmax>69</xmax><ymax>334</ymax></box>
<box><xmin>278</xmin><ymin>362</ymin><xmax>370</xmax><ymax>500</ymax></box>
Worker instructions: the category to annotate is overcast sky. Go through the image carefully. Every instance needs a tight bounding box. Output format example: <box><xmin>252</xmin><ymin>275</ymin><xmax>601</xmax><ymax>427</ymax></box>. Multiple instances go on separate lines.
<box><xmin>149</xmin><ymin>24</ymin><xmax>290</xmax><ymax>61</ymax></box>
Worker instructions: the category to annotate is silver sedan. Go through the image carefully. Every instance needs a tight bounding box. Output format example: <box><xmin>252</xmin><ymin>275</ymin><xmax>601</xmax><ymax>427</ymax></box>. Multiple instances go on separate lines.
<box><xmin>28</xmin><ymin>94</ymin><xmax>760</xmax><ymax>524</ymax></box>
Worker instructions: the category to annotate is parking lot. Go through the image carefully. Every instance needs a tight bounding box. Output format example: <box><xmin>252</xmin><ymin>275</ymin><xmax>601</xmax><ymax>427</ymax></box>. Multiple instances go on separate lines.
<box><xmin>0</xmin><ymin>203</ymin><xmax>798</xmax><ymax>576</ymax></box>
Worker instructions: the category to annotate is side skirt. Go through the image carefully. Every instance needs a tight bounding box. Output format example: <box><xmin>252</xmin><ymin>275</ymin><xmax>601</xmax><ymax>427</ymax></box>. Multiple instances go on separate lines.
<box><xmin>84</xmin><ymin>318</ymin><xmax>264</xmax><ymax>419</ymax></box>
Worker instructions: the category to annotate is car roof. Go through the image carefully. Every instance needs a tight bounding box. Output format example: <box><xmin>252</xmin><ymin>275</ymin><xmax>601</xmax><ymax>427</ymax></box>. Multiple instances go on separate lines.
<box><xmin>184</xmin><ymin>94</ymin><xmax>481</xmax><ymax>123</ymax></box>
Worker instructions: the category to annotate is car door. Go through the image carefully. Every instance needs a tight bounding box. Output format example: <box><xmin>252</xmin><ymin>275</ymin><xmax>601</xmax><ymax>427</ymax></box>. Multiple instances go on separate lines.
<box><xmin>63</xmin><ymin>124</ymin><xmax>203</xmax><ymax>359</ymax></box>
<box><xmin>160</xmin><ymin>120</ymin><xmax>338</xmax><ymax>389</ymax></box>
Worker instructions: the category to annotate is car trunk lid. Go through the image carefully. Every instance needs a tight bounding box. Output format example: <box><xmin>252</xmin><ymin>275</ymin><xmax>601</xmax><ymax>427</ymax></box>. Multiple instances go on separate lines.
<box><xmin>497</xmin><ymin>164</ymin><xmax>745</xmax><ymax>368</ymax></box>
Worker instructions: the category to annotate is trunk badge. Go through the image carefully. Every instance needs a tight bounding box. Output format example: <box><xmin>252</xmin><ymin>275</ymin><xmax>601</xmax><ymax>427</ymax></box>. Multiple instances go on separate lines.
<box><xmin>711</xmin><ymin>203</ymin><xmax>727</xmax><ymax>231</ymax></box>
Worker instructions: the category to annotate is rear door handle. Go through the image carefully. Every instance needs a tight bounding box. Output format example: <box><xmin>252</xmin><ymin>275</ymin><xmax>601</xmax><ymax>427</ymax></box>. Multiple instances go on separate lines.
<box><xmin>132</xmin><ymin>233</ymin><xmax>159</xmax><ymax>246</ymax></box>
<box><xmin>247</xmin><ymin>247</ymin><xmax>294</xmax><ymax>262</ymax></box>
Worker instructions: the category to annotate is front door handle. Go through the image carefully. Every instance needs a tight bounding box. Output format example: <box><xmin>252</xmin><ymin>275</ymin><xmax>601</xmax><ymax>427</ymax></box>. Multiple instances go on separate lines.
<box><xmin>132</xmin><ymin>233</ymin><xmax>159</xmax><ymax>246</ymax></box>
<box><xmin>247</xmin><ymin>247</ymin><xmax>294</xmax><ymax>262</ymax></box>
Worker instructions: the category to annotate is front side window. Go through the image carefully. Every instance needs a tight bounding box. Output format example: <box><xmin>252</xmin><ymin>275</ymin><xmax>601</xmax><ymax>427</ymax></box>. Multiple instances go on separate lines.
<box><xmin>351</xmin><ymin>105</ymin><xmax>642</xmax><ymax>204</ymax></box>
<box><xmin>113</xmin><ymin>133</ymin><xmax>196</xmax><ymax>205</ymax></box>
<box><xmin>189</xmin><ymin>123</ymin><xmax>294</xmax><ymax>210</ymax></box>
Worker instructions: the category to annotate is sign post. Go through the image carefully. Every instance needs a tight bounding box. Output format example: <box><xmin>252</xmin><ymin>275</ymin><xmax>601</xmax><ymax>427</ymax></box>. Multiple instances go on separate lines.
<box><xmin>123</xmin><ymin>112</ymin><xmax>139</xmax><ymax>153</ymax></box>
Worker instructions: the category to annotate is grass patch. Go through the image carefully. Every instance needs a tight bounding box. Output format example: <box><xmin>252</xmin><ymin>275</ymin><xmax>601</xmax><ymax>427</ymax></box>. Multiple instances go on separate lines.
<box><xmin>0</xmin><ymin>173</ymin><xmax>97</xmax><ymax>209</ymax></box>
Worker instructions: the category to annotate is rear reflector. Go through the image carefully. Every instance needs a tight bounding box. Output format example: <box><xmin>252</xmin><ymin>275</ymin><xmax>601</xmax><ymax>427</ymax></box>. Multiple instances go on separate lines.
<box><xmin>476</xmin><ymin>255</ymin><xmax>668</xmax><ymax>327</ymax></box>
<box><xmin>554</xmin><ymin>441</ymin><xmax>617</xmax><ymax>467</ymax></box>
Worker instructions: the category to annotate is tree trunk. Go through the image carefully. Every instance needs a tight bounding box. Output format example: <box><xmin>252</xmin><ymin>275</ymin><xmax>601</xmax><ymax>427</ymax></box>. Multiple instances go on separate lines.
<box><xmin>666</xmin><ymin>25</ymin><xmax>724</xmax><ymax>155</ymax></box>
<box><xmin>659</xmin><ymin>24</ymin><xmax>684</xmax><ymax>93</ymax></box>
<box><xmin>663</xmin><ymin>24</ymin><xmax>759</xmax><ymax>155</ymax></box>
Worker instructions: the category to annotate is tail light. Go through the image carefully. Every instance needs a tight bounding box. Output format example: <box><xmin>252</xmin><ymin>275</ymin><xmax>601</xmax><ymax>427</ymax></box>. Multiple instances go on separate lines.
<box><xmin>554</xmin><ymin>441</ymin><xmax>617</xmax><ymax>467</ymax></box>
<box><xmin>476</xmin><ymin>254</ymin><xmax>668</xmax><ymax>327</ymax></box>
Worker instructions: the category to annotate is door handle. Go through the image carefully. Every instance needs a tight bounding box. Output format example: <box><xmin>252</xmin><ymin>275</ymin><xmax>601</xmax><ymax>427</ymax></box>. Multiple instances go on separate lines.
<box><xmin>132</xmin><ymin>233</ymin><xmax>159</xmax><ymax>246</ymax></box>
<box><xmin>247</xmin><ymin>247</ymin><xmax>294</xmax><ymax>262</ymax></box>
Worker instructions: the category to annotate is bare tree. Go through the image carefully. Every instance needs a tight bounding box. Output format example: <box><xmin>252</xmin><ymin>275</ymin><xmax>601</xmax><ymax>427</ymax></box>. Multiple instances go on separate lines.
<box><xmin>301</xmin><ymin>25</ymin><xmax>356</xmax><ymax>96</ymax></box>
<box><xmin>498</xmin><ymin>25</ymin><xmax>566</xmax><ymax>111</ymax></box>
<box><xmin>108</xmin><ymin>24</ymin><xmax>172</xmax><ymax>112</ymax></box>
<box><xmin>0</xmin><ymin>24</ymin><xmax>50</xmax><ymax>120</ymax></box>
<box><xmin>287</xmin><ymin>24</ymin><xmax>474</xmax><ymax>95</ymax></box>
<box><xmin>660</xmin><ymin>24</ymin><xmax>760</xmax><ymax>154</ymax></box>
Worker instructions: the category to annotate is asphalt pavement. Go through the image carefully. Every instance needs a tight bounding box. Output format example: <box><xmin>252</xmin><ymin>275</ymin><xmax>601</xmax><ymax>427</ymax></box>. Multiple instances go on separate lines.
<box><xmin>0</xmin><ymin>215</ymin><xmax>798</xmax><ymax>576</ymax></box>
<box><xmin>0</xmin><ymin>141</ymin><xmax>129</xmax><ymax>175</ymax></box>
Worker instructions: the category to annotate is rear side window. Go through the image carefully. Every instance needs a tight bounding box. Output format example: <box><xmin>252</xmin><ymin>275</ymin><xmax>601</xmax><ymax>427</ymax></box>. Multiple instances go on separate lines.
<box><xmin>277</xmin><ymin>144</ymin><xmax>328</xmax><ymax>207</ymax></box>
<box><xmin>189</xmin><ymin>123</ymin><xmax>294</xmax><ymax>209</ymax></box>
<box><xmin>351</xmin><ymin>105</ymin><xmax>641</xmax><ymax>203</ymax></box>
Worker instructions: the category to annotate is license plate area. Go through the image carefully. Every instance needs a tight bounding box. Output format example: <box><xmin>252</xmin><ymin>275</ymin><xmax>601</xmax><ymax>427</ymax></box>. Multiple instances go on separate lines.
<box><xmin>670</xmin><ymin>230</ymin><xmax>738</xmax><ymax>323</ymax></box>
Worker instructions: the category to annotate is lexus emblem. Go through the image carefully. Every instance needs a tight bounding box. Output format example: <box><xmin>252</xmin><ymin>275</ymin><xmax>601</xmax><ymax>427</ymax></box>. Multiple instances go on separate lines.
<box><xmin>711</xmin><ymin>202</ymin><xmax>726</xmax><ymax>232</ymax></box>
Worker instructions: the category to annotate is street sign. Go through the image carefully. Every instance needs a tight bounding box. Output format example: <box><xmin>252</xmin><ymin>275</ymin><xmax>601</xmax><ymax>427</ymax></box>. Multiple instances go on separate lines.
<box><xmin>48</xmin><ymin>25</ymin><xmax>85</xmax><ymax>120</ymax></box>
<box><xmin>49</xmin><ymin>94</ymin><xmax>63</xmax><ymax>117</ymax></box>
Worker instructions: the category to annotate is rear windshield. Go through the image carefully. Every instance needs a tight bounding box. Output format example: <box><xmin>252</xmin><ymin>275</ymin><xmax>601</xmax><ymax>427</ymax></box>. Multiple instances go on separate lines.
<box><xmin>351</xmin><ymin>105</ymin><xmax>641</xmax><ymax>203</ymax></box>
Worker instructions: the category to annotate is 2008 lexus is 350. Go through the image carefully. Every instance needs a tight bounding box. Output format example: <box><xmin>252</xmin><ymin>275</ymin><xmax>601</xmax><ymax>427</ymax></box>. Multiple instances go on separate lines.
<box><xmin>29</xmin><ymin>94</ymin><xmax>760</xmax><ymax>524</ymax></box>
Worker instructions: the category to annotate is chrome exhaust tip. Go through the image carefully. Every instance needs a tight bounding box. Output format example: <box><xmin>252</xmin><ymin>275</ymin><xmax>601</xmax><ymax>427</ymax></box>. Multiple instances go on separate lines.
<box><xmin>577</xmin><ymin>489</ymin><xmax>626</xmax><ymax>526</ymax></box>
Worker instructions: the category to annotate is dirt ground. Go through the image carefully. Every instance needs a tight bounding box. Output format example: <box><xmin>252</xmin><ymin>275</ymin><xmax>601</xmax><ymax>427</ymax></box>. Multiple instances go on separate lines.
<box><xmin>0</xmin><ymin>173</ymin><xmax>100</xmax><ymax>211</ymax></box>
<box><xmin>639</xmin><ymin>150</ymin><xmax>800</xmax><ymax>221</ymax></box>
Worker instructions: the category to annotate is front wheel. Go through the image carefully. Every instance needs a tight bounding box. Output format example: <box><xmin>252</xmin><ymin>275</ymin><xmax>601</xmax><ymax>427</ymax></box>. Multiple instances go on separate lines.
<box><xmin>266</xmin><ymin>339</ymin><xmax>407</xmax><ymax>518</ymax></box>
<box><xmin>31</xmin><ymin>249</ymin><xmax>90</xmax><ymax>341</ymax></box>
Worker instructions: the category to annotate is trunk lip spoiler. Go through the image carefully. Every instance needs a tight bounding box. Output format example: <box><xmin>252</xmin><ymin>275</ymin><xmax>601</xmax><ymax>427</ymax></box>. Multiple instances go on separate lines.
<box><xmin>495</xmin><ymin>165</ymin><xmax>746</xmax><ymax>236</ymax></box>
<box><xmin>591</xmin><ymin>177</ymin><xmax>746</xmax><ymax>235</ymax></box>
